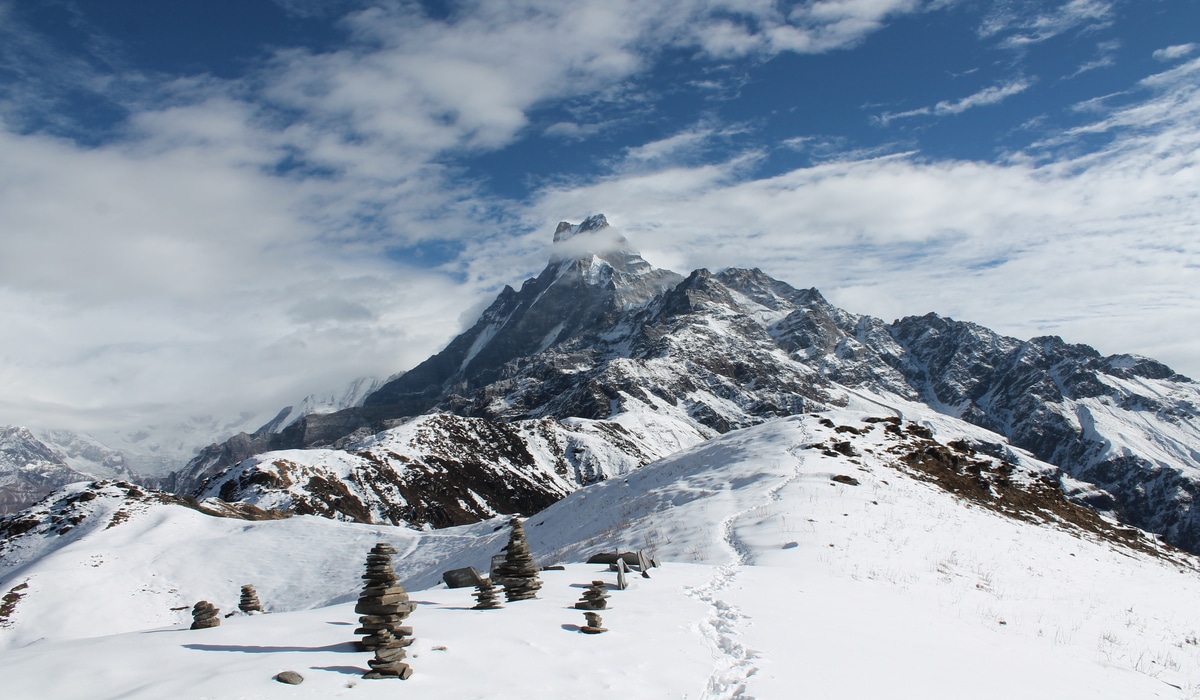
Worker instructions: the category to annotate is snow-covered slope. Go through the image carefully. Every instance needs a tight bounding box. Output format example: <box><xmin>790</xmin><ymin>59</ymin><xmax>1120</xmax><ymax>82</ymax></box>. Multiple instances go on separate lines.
<box><xmin>2</xmin><ymin>411</ymin><xmax>1198</xmax><ymax>698</ymax></box>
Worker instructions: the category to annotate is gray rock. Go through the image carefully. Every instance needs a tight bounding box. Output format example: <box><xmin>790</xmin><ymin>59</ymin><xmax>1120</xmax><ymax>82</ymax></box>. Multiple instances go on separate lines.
<box><xmin>274</xmin><ymin>671</ymin><xmax>303</xmax><ymax>685</ymax></box>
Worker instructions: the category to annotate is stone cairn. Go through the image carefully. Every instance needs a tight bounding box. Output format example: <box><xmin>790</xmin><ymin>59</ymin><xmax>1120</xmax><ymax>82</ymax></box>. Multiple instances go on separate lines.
<box><xmin>472</xmin><ymin>578</ymin><xmax>502</xmax><ymax>610</ymax></box>
<box><xmin>364</xmin><ymin>628</ymin><xmax>414</xmax><ymax>680</ymax></box>
<box><xmin>354</xmin><ymin>542</ymin><xmax>415</xmax><ymax>680</ymax></box>
<box><xmin>190</xmin><ymin>600</ymin><xmax>220</xmax><ymax>629</ymax></box>
<box><xmin>238</xmin><ymin>584</ymin><xmax>264</xmax><ymax>614</ymax></box>
<box><xmin>574</xmin><ymin>581</ymin><xmax>610</xmax><ymax>610</ymax></box>
<box><xmin>493</xmin><ymin>517</ymin><xmax>542</xmax><ymax>602</ymax></box>
<box><xmin>580</xmin><ymin>610</ymin><xmax>607</xmax><ymax>634</ymax></box>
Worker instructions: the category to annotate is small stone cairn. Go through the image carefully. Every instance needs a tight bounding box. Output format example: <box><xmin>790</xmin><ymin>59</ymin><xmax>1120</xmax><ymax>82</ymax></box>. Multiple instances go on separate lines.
<box><xmin>494</xmin><ymin>517</ymin><xmax>542</xmax><ymax>602</ymax></box>
<box><xmin>190</xmin><ymin>600</ymin><xmax>220</xmax><ymax>629</ymax></box>
<box><xmin>238</xmin><ymin>584</ymin><xmax>264</xmax><ymax>614</ymax></box>
<box><xmin>354</xmin><ymin>542</ymin><xmax>416</xmax><ymax>655</ymax></box>
<box><xmin>580</xmin><ymin>610</ymin><xmax>607</xmax><ymax>634</ymax></box>
<box><xmin>574</xmin><ymin>581</ymin><xmax>610</xmax><ymax>610</ymax></box>
<box><xmin>363</xmin><ymin>628</ymin><xmax>414</xmax><ymax>680</ymax></box>
<box><xmin>471</xmin><ymin>578</ymin><xmax>502</xmax><ymax>610</ymax></box>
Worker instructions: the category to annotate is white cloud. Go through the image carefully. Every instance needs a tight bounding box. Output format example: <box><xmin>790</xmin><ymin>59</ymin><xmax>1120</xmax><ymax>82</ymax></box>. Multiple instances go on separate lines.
<box><xmin>0</xmin><ymin>117</ymin><xmax>476</xmax><ymax>438</ymax></box>
<box><xmin>1065</xmin><ymin>39</ymin><xmax>1120</xmax><ymax>79</ymax></box>
<box><xmin>934</xmin><ymin>78</ymin><xmax>1032</xmax><ymax>114</ymax></box>
<box><xmin>980</xmin><ymin>0</ymin><xmax>1114</xmax><ymax>49</ymax></box>
<box><xmin>879</xmin><ymin>78</ymin><xmax>1031</xmax><ymax>123</ymax></box>
<box><xmin>1153</xmin><ymin>43</ymin><xmax>1197</xmax><ymax>62</ymax></box>
<box><xmin>689</xmin><ymin>0</ymin><xmax>927</xmax><ymax>56</ymax></box>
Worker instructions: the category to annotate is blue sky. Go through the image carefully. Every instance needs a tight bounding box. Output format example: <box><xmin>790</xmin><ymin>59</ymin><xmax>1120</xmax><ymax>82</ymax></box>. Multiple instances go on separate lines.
<box><xmin>1</xmin><ymin>0</ymin><xmax>1198</xmax><ymax>443</ymax></box>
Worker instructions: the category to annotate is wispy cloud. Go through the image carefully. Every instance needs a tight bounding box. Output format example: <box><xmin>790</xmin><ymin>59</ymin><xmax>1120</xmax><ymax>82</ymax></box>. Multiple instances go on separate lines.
<box><xmin>1154</xmin><ymin>43</ymin><xmax>1197</xmax><ymax>62</ymax></box>
<box><xmin>980</xmin><ymin>0</ymin><xmax>1114</xmax><ymax>49</ymax></box>
<box><xmin>1064</xmin><ymin>39</ymin><xmax>1120</xmax><ymax>79</ymax></box>
<box><xmin>878</xmin><ymin>78</ymin><xmax>1032</xmax><ymax>124</ymax></box>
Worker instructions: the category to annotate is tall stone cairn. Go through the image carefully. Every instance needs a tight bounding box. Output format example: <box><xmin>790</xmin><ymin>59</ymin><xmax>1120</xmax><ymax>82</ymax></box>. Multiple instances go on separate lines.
<box><xmin>471</xmin><ymin>578</ymin><xmax>502</xmax><ymax>610</ymax></box>
<box><xmin>494</xmin><ymin>517</ymin><xmax>542</xmax><ymax>602</ymax></box>
<box><xmin>238</xmin><ymin>584</ymin><xmax>264</xmax><ymax>613</ymax></box>
<box><xmin>354</xmin><ymin>542</ymin><xmax>416</xmax><ymax>652</ymax></box>
<box><xmin>190</xmin><ymin>600</ymin><xmax>220</xmax><ymax>629</ymax></box>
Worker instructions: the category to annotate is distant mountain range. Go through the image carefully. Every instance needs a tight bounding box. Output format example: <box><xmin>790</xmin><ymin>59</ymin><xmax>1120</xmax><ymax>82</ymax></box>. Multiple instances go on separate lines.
<box><xmin>5</xmin><ymin>214</ymin><xmax>1199</xmax><ymax>553</ymax></box>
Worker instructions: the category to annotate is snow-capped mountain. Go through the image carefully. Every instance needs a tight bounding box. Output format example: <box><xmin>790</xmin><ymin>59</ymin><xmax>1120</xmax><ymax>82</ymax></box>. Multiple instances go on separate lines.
<box><xmin>254</xmin><ymin>375</ymin><xmax>386</xmax><ymax>435</ymax></box>
<box><xmin>2</xmin><ymin>411</ymin><xmax>1198</xmax><ymax>698</ymax></box>
<box><xmin>0</xmin><ymin>427</ymin><xmax>106</xmax><ymax>515</ymax></box>
<box><xmin>178</xmin><ymin>214</ymin><xmax>1200</xmax><ymax>554</ymax></box>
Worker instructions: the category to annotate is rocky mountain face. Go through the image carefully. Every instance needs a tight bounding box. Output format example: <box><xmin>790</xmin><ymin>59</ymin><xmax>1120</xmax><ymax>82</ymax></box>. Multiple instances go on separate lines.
<box><xmin>0</xmin><ymin>427</ymin><xmax>98</xmax><ymax>515</ymax></box>
<box><xmin>171</xmin><ymin>214</ymin><xmax>1200</xmax><ymax>552</ymax></box>
<box><xmin>188</xmin><ymin>411</ymin><xmax>705</xmax><ymax>528</ymax></box>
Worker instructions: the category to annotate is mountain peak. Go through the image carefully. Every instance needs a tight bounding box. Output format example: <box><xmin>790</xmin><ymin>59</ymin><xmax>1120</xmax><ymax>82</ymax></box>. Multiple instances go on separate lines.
<box><xmin>553</xmin><ymin>214</ymin><xmax>610</xmax><ymax>243</ymax></box>
<box><xmin>549</xmin><ymin>213</ymin><xmax>644</xmax><ymax>271</ymax></box>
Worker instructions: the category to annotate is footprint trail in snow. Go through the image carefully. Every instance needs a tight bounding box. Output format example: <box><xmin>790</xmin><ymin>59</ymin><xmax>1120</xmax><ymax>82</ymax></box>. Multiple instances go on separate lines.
<box><xmin>687</xmin><ymin>425</ymin><xmax>809</xmax><ymax>700</ymax></box>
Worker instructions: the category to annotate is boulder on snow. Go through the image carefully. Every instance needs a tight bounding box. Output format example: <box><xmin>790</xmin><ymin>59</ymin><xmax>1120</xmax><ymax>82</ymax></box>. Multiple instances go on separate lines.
<box><xmin>274</xmin><ymin>670</ymin><xmax>304</xmax><ymax>684</ymax></box>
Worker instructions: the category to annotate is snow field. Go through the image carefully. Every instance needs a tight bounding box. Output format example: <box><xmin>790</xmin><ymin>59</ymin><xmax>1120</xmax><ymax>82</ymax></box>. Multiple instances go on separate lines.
<box><xmin>0</xmin><ymin>564</ymin><xmax>716</xmax><ymax>700</ymax></box>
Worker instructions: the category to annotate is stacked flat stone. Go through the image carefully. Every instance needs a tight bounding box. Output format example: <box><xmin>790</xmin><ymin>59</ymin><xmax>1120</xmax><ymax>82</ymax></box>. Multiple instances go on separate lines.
<box><xmin>580</xmin><ymin>611</ymin><xmax>607</xmax><ymax>634</ymax></box>
<box><xmin>574</xmin><ymin>581</ymin><xmax>610</xmax><ymax>610</ymax></box>
<box><xmin>472</xmin><ymin>578</ymin><xmax>502</xmax><ymax>610</ymax></box>
<box><xmin>354</xmin><ymin>542</ymin><xmax>416</xmax><ymax>652</ymax></box>
<box><xmin>190</xmin><ymin>600</ymin><xmax>220</xmax><ymax>629</ymax></box>
<box><xmin>494</xmin><ymin>518</ymin><xmax>542</xmax><ymax>602</ymax></box>
<box><xmin>238</xmin><ymin>584</ymin><xmax>264</xmax><ymax>613</ymax></box>
<box><xmin>363</xmin><ymin>628</ymin><xmax>414</xmax><ymax>680</ymax></box>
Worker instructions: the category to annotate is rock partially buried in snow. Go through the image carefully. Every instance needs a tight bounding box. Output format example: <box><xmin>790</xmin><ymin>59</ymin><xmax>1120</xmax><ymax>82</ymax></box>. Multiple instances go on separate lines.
<box><xmin>274</xmin><ymin>670</ymin><xmax>303</xmax><ymax>685</ymax></box>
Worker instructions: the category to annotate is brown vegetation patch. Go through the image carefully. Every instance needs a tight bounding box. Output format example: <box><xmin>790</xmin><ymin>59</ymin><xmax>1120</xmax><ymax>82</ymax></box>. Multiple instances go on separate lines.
<box><xmin>292</xmin><ymin>476</ymin><xmax>374</xmax><ymax>523</ymax></box>
<box><xmin>0</xmin><ymin>581</ymin><xmax>29</xmax><ymax>627</ymax></box>
<box><xmin>890</xmin><ymin>434</ymin><xmax>1177</xmax><ymax>560</ymax></box>
<box><xmin>186</xmin><ymin>498</ymin><xmax>292</xmax><ymax>521</ymax></box>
